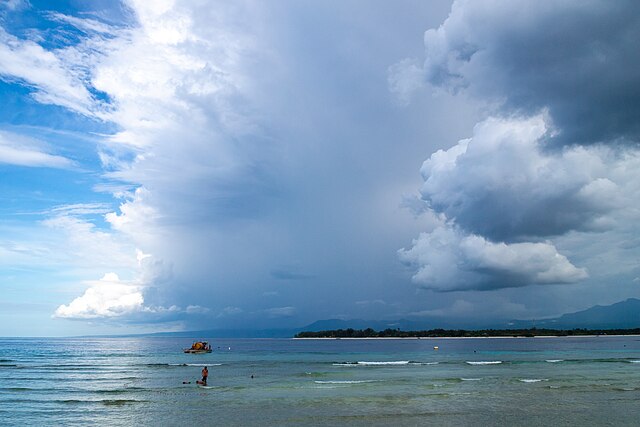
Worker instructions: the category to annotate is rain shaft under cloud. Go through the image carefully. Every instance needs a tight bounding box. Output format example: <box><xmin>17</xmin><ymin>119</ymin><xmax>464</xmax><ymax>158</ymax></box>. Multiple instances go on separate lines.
<box><xmin>0</xmin><ymin>0</ymin><xmax>469</xmax><ymax>333</ymax></box>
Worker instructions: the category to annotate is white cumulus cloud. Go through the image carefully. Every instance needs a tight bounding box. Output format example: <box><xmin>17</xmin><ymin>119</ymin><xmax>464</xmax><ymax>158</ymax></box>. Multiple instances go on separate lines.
<box><xmin>420</xmin><ymin>115</ymin><xmax>629</xmax><ymax>240</ymax></box>
<box><xmin>397</xmin><ymin>0</ymin><xmax>640</xmax><ymax>302</ymax></box>
<box><xmin>54</xmin><ymin>273</ymin><xmax>144</xmax><ymax>319</ymax></box>
<box><xmin>399</xmin><ymin>225</ymin><xmax>587</xmax><ymax>292</ymax></box>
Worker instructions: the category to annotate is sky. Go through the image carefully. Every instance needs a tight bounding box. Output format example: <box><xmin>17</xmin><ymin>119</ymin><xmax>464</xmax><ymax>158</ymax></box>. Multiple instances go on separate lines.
<box><xmin>0</xmin><ymin>0</ymin><xmax>638</xmax><ymax>336</ymax></box>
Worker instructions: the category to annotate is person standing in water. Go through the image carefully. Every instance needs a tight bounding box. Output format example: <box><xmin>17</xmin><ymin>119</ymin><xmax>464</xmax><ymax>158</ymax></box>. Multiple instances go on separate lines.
<box><xmin>201</xmin><ymin>366</ymin><xmax>208</xmax><ymax>386</ymax></box>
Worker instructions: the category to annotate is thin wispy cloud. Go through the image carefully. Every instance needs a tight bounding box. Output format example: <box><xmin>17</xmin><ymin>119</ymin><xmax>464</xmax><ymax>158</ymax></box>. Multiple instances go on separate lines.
<box><xmin>0</xmin><ymin>130</ymin><xmax>74</xmax><ymax>168</ymax></box>
<box><xmin>0</xmin><ymin>28</ymin><xmax>98</xmax><ymax>116</ymax></box>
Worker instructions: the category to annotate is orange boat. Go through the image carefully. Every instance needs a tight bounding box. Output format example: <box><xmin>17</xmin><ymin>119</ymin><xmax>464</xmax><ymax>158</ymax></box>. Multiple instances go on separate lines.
<box><xmin>183</xmin><ymin>341</ymin><xmax>212</xmax><ymax>353</ymax></box>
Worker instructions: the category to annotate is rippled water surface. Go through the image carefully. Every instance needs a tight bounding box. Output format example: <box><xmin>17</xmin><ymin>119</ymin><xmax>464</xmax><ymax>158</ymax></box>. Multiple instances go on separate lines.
<box><xmin>1</xmin><ymin>336</ymin><xmax>640</xmax><ymax>426</ymax></box>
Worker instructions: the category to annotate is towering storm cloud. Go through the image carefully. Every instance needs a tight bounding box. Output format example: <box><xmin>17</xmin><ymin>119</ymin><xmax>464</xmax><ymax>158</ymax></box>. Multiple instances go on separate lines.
<box><xmin>0</xmin><ymin>1</ymin><xmax>303</xmax><ymax>327</ymax></box>
<box><xmin>1</xmin><ymin>0</ymin><xmax>468</xmax><ymax>333</ymax></box>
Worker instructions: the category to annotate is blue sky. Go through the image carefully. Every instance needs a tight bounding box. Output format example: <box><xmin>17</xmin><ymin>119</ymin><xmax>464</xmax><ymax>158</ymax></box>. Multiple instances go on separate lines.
<box><xmin>1</xmin><ymin>0</ymin><xmax>639</xmax><ymax>336</ymax></box>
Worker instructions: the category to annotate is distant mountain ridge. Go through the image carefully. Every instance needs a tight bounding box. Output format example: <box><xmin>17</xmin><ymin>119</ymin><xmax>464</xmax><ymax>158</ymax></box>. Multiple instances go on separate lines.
<box><xmin>509</xmin><ymin>298</ymin><xmax>640</xmax><ymax>330</ymax></box>
<box><xmin>305</xmin><ymin>299</ymin><xmax>640</xmax><ymax>332</ymax></box>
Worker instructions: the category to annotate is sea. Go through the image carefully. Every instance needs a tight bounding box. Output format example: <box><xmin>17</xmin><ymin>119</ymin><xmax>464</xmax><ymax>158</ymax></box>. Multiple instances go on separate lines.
<box><xmin>1</xmin><ymin>336</ymin><xmax>639</xmax><ymax>426</ymax></box>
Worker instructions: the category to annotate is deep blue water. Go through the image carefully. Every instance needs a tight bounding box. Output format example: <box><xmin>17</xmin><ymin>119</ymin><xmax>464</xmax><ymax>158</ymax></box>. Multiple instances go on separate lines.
<box><xmin>1</xmin><ymin>336</ymin><xmax>640</xmax><ymax>426</ymax></box>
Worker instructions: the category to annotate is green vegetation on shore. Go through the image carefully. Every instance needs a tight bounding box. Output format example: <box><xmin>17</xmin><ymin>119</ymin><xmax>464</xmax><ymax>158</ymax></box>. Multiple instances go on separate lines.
<box><xmin>294</xmin><ymin>327</ymin><xmax>640</xmax><ymax>338</ymax></box>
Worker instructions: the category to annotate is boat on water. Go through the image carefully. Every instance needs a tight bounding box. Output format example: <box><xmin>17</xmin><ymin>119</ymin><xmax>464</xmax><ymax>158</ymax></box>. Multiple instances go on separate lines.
<box><xmin>184</xmin><ymin>341</ymin><xmax>212</xmax><ymax>353</ymax></box>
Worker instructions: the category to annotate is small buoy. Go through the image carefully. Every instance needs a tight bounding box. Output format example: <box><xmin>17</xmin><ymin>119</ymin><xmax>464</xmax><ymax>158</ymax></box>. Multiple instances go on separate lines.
<box><xmin>434</xmin><ymin>346</ymin><xmax>439</xmax><ymax>350</ymax></box>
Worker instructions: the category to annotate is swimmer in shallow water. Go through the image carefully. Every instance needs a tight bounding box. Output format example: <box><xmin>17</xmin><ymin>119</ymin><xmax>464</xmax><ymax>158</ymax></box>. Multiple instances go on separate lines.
<box><xmin>200</xmin><ymin>366</ymin><xmax>208</xmax><ymax>385</ymax></box>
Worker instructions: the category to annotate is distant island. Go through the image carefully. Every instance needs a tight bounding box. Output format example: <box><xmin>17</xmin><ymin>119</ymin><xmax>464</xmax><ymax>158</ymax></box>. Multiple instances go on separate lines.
<box><xmin>294</xmin><ymin>327</ymin><xmax>640</xmax><ymax>338</ymax></box>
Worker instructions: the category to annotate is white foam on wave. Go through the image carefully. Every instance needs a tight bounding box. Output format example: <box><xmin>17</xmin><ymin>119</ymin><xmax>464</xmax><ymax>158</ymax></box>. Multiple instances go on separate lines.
<box><xmin>314</xmin><ymin>380</ymin><xmax>378</xmax><ymax>384</ymax></box>
<box><xmin>466</xmin><ymin>361</ymin><xmax>502</xmax><ymax>365</ymax></box>
<box><xmin>628</xmin><ymin>360</ymin><xmax>640</xmax><ymax>363</ymax></box>
<box><xmin>460</xmin><ymin>378</ymin><xmax>482</xmax><ymax>381</ymax></box>
<box><xmin>545</xmin><ymin>359</ymin><xmax>564</xmax><ymax>363</ymax></box>
<box><xmin>169</xmin><ymin>363</ymin><xmax>222</xmax><ymax>367</ymax></box>
<box><xmin>358</xmin><ymin>361</ymin><xmax>410</xmax><ymax>365</ymax></box>
<box><xmin>334</xmin><ymin>361</ymin><xmax>411</xmax><ymax>366</ymax></box>
<box><xmin>519</xmin><ymin>378</ymin><xmax>548</xmax><ymax>383</ymax></box>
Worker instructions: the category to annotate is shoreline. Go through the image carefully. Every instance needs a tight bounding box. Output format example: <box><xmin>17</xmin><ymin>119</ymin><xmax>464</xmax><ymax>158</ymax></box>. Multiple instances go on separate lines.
<box><xmin>293</xmin><ymin>334</ymin><xmax>640</xmax><ymax>340</ymax></box>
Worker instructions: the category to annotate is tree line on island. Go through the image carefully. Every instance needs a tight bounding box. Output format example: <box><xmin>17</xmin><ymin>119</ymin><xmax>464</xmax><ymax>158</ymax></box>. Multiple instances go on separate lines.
<box><xmin>294</xmin><ymin>327</ymin><xmax>640</xmax><ymax>338</ymax></box>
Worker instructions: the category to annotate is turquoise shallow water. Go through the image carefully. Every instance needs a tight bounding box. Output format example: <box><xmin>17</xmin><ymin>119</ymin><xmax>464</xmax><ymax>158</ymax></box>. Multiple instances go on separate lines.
<box><xmin>1</xmin><ymin>336</ymin><xmax>640</xmax><ymax>426</ymax></box>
